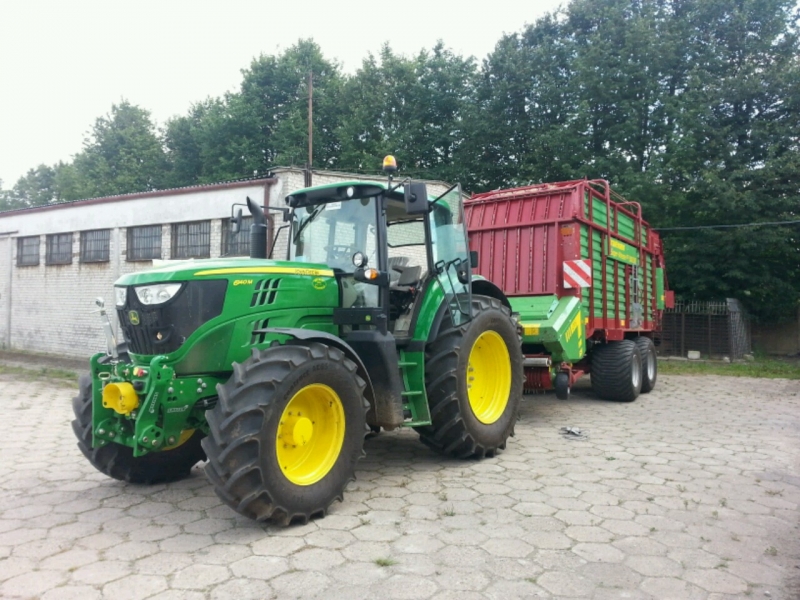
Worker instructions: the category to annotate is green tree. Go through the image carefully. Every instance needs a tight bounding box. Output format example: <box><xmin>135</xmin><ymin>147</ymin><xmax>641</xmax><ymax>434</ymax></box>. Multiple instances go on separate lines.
<box><xmin>7</xmin><ymin>164</ymin><xmax>58</xmax><ymax>207</ymax></box>
<box><xmin>72</xmin><ymin>100</ymin><xmax>168</xmax><ymax>197</ymax></box>
<box><xmin>335</xmin><ymin>43</ymin><xmax>477</xmax><ymax>181</ymax></box>
<box><xmin>652</xmin><ymin>0</ymin><xmax>800</xmax><ymax>321</ymax></box>
<box><xmin>462</xmin><ymin>15</ymin><xmax>587</xmax><ymax>190</ymax></box>
<box><xmin>164</xmin><ymin>40</ymin><xmax>344</xmax><ymax>183</ymax></box>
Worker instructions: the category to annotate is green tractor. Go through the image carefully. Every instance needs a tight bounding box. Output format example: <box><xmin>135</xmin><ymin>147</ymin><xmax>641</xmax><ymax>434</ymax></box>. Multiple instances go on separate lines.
<box><xmin>73</xmin><ymin>160</ymin><xmax>523</xmax><ymax>524</ymax></box>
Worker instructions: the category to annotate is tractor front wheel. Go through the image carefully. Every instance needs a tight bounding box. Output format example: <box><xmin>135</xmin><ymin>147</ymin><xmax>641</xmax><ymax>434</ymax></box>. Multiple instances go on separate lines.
<box><xmin>71</xmin><ymin>373</ymin><xmax>206</xmax><ymax>484</ymax></box>
<box><xmin>202</xmin><ymin>343</ymin><xmax>368</xmax><ymax>525</ymax></box>
<box><xmin>418</xmin><ymin>295</ymin><xmax>524</xmax><ymax>458</ymax></box>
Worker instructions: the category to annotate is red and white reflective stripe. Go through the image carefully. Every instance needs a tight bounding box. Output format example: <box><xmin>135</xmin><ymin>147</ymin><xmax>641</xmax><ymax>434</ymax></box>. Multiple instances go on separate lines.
<box><xmin>563</xmin><ymin>259</ymin><xmax>592</xmax><ymax>288</ymax></box>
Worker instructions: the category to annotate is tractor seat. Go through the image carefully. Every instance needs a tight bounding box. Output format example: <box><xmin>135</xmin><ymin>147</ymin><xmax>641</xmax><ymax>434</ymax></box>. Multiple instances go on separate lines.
<box><xmin>387</xmin><ymin>256</ymin><xmax>410</xmax><ymax>284</ymax></box>
<box><xmin>390</xmin><ymin>265</ymin><xmax>421</xmax><ymax>292</ymax></box>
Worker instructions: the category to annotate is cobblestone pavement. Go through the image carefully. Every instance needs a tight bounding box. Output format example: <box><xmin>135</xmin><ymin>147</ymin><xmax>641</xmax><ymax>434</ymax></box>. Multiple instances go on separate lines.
<box><xmin>1</xmin><ymin>371</ymin><xmax>799</xmax><ymax>600</ymax></box>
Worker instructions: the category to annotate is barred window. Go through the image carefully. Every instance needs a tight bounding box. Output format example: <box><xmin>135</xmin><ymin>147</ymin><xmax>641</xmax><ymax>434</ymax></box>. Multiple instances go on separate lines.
<box><xmin>221</xmin><ymin>216</ymin><xmax>253</xmax><ymax>256</ymax></box>
<box><xmin>46</xmin><ymin>233</ymin><xmax>73</xmax><ymax>265</ymax></box>
<box><xmin>16</xmin><ymin>236</ymin><xmax>40</xmax><ymax>267</ymax></box>
<box><xmin>172</xmin><ymin>221</ymin><xmax>210</xmax><ymax>259</ymax></box>
<box><xmin>127</xmin><ymin>225</ymin><xmax>162</xmax><ymax>261</ymax></box>
<box><xmin>80</xmin><ymin>229</ymin><xmax>110</xmax><ymax>263</ymax></box>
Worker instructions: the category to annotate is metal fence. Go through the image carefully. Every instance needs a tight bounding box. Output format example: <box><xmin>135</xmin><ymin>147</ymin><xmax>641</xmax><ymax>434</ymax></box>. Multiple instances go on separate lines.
<box><xmin>659</xmin><ymin>299</ymin><xmax>751</xmax><ymax>360</ymax></box>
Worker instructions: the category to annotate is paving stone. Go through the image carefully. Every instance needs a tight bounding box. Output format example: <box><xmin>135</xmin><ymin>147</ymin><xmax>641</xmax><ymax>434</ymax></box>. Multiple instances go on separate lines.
<box><xmin>158</xmin><ymin>533</ymin><xmax>214</xmax><ymax>553</ymax></box>
<box><xmin>581</xmin><ymin>562</ymin><xmax>643</xmax><ymax>588</ymax></box>
<box><xmin>484</xmin><ymin>579</ymin><xmax>549</xmax><ymax>599</ymax></box>
<box><xmin>341</xmin><ymin>540</ymin><xmax>392</xmax><ymax>561</ymax></box>
<box><xmin>565</xmin><ymin>525</ymin><xmax>615</xmax><ymax>543</ymax></box>
<box><xmin>537</xmin><ymin>570</ymin><xmax>594</xmax><ymax>596</ymax></box>
<box><xmin>481</xmin><ymin>537</ymin><xmax>534</xmax><ymax>558</ymax></box>
<box><xmin>683</xmin><ymin>568</ymin><xmax>749</xmax><ymax>594</ymax></box>
<box><xmin>135</xmin><ymin>552</ymin><xmax>194</xmax><ymax>575</ymax></box>
<box><xmin>102</xmin><ymin>574</ymin><xmax>168</xmax><ymax>600</ymax></box>
<box><xmin>381</xmin><ymin>573</ymin><xmax>439</xmax><ymax>599</ymax></box>
<box><xmin>640</xmin><ymin>575</ymin><xmax>714</xmax><ymax>599</ymax></box>
<box><xmin>171</xmin><ymin>564</ymin><xmax>231</xmax><ymax>589</ymax></box>
<box><xmin>193</xmin><ymin>544</ymin><xmax>251</xmax><ymax>564</ymax></box>
<box><xmin>145</xmin><ymin>591</ymin><xmax>207</xmax><ymax>600</ymax></box>
<box><xmin>572</xmin><ymin>542</ymin><xmax>626</xmax><ymax>563</ymax></box>
<box><xmin>270</xmin><ymin>569</ymin><xmax>331</xmax><ymax>598</ymax></box>
<box><xmin>209</xmin><ymin>578</ymin><xmax>275</xmax><ymax>600</ymax></box>
<box><xmin>251</xmin><ymin>535</ymin><xmax>305</xmax><ymax>557</ymax></box>
<box><xmin>330</xmin><ymin>561</ymin><xmax>392</xmax><ymax>585</ymax></box>
<box><xmin>434</xmin><ymin>568</ymin><xmax>490</xmax><ymax>591</ymax></box>
<box><xmin>230</xmin><ymin>555</ymin><xmax>290</xmax><ymax>580</ymax></box>
<box><xmin>71</xmin><ymin>560</ymin><xmax>132</xmax><ymax>585</ymax></box>
<box><xmin>290</xmin><ymin>547</ymin><xmax>346</xmax><ymax>571</ymax></box>
<box><xmin>41</xmin><ymin>585</ymin><xmax>103</xmax><ymax>600</ymax></box>
<box><xmin>392</xmin><ymin>533</ymin><xmax>444</xmax><ymax>554</ymax></box>
<box><xmin>1</xmin><ymin>569</ymin><xmax>66</xmax><ymax>597</ymax></box>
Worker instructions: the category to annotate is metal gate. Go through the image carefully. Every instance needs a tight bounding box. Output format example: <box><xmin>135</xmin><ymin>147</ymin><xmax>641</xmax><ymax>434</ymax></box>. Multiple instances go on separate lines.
<box><xmin>659</xmin><ymin>299</ymin><xmax>751</xmax><ymax>360</ymax></box>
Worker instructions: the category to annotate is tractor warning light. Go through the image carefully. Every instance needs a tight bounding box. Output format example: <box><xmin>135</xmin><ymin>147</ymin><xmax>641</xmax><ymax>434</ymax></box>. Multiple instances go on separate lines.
<box><xmin>382</xmin><ymin>155</ymin><xmax>397</xmax><ymax>173</ymax></box>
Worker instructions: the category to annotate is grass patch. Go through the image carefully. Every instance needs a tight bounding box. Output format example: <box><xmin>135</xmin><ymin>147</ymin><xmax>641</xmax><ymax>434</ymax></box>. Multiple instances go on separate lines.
<box><xmin>658</xmin><ymin>356</ymin><xmax>800</xmax><ymax>379</ymax></box>
<box><xmin>0</xmin><ymin>364</ymin><xmax>79</xmax><ymax>382</ymax></box>
<box><xmin>374</xmin><ymin>557</ymin><xmax>397</xmax><ymax>567</ymax></box>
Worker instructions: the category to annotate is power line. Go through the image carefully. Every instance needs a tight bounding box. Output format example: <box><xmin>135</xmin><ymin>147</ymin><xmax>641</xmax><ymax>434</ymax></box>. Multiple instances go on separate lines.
<box><xmin>655</xmin><ymin>219</ymin><xmax>800</xmax><ymax>231</ymax></box>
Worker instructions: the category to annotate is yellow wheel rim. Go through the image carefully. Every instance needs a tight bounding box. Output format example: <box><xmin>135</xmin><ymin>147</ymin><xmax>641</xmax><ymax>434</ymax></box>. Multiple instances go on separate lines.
<box><xmin>467</xmin><ymin>330</ymin><xmax>512</xmax><ymax>424</ymax></box>
<box><xmin>276</xmin><ymin>384</ymin><xmax>345</xmax><ymax>486</ymax></box>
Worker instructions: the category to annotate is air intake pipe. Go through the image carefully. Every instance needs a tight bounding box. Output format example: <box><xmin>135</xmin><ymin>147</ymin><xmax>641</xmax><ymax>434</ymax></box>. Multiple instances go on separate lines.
<box><xmin>247</xmin><ymin>196</ymin><xmax>268</xmax><ymax>259</ymax></box>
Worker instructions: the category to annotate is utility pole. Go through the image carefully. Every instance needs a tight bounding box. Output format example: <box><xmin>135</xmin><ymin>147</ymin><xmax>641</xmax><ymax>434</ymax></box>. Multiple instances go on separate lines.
<box><xmin>305</xmin><ymin>70</ymin><xmax>313</xmax><ymax>187</ymax></box>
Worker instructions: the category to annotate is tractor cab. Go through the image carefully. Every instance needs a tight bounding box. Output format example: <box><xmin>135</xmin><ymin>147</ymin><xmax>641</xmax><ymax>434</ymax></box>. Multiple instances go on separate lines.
<box><xmin>284</xmin><ymin>179</ymin><xmax>472</xmax><ymax>336</ymax></box>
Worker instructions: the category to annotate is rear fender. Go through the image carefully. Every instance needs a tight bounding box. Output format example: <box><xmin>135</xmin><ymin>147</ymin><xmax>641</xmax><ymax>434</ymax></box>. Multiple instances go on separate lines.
<box><xmin>427</xmin><ymin>279</ymin><xmax>512</xmax><ymax>343</ymax></box>
<box><xmin>255</xmin><ymin>327</ymin><xmax>376</xmax><ymax>410</ymax></box>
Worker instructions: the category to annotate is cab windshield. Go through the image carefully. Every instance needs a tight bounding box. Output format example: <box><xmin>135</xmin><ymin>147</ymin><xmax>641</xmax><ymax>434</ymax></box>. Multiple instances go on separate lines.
<box><xmin>290</xmin><ymin>197</ymin><xmax>378</xmax><ymax>272</ymax></box>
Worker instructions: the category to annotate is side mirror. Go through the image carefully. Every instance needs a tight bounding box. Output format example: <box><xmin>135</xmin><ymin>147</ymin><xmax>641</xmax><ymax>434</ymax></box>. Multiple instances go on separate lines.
<box><xmin>403</xmin><ymin>181</ymin><xmax>429</xmax><ymax>215</ymax></box>
<box><xmin>231</xmin><ymin>208</ymin><xmax>243</xmax><ymax>234</ymax></box>
<box><xmin>470</xmin><ymin>250</ymin><xmax>479</xmax><ymax>269</ymax></box>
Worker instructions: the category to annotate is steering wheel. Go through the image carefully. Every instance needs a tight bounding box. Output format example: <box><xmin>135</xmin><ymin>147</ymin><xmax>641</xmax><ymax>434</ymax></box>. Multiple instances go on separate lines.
<box><xmin>327</xmin><ymin>245</ymin><xmax>353</xmax><ymax>266</ymax></box>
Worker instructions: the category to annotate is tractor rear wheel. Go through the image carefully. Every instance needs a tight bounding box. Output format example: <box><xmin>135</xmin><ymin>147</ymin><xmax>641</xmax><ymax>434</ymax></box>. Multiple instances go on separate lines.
<box><xmin>71</xmin><ymin>373</ymin><xmax>206</xmax><ymax>484</ymax></box>
<box><xmin>590</xmin><ymin>340</ymin><xmax>643</xmax><ymax>402</ymax></box>
<box><xmin>202</xmin><ymin>343</ymin><xmax>368</xmax><ymax>525</ymax></box>
<box><xmin>635</xmin><ymin>337</ymin><xmax>658</xmax><ymax>393</ymax></box>
<box><xmin>418</xmin><ymin>295</ymin><xmax>523</xmax><ymax>458</ymax></box>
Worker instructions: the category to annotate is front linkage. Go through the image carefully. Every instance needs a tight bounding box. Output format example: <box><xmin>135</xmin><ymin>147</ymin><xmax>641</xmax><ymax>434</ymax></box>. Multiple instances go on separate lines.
<box><xmin>90</xmin><ymin>352</ymin><xmax>221</xmax><ymax>457</ymax></box>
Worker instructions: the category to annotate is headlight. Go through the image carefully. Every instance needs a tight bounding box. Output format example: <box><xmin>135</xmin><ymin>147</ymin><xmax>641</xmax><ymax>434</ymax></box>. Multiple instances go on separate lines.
<box><xmin>135</xmin><ymin>283</ymin><xmax>182</xmax><ymax>305</ymax></box>
<box><xmin>114</xmin><ymin>287</ymin><xmax>127</xmax><ymax>308</ymax></box>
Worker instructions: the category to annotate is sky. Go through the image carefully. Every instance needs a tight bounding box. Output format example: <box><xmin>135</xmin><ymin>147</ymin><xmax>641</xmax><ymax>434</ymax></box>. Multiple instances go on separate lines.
<box><xmin>0</xmin><ymin>0</ymin><xmax>564</xmax><ymax>188</ymax></box>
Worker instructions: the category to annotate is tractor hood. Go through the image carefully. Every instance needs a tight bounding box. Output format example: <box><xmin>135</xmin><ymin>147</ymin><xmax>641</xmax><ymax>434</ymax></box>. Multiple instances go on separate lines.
<box><xmin>115</xmin><ymin>258</ymin><xmax>335</xmax><ymax>286</ymax></box>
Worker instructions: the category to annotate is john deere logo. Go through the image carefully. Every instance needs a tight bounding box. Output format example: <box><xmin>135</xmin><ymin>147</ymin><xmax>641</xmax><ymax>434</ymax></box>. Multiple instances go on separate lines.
<box><xmin>128</xmin><ymin>310</ymin><xmax>140</xmax><ymax>325</ymax></box>
<box><xmin>312</xmin><ymin>278</ymin><xmax>327</xmax><ymax>290</ymax></box>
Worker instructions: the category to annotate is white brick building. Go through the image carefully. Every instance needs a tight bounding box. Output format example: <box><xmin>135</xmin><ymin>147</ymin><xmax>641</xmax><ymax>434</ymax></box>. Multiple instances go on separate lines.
<box><xmin>0</xmin><ymin>168</ymin><xmax>451</xmax><ymax>359</ymax></box>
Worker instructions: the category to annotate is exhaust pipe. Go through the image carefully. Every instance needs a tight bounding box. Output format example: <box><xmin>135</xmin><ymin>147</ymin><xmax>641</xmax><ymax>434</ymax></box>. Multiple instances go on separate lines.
<box><xmin>247</xmin><ymin>196</ymin><xmax>268</xmax><ymax>259</ymax></box>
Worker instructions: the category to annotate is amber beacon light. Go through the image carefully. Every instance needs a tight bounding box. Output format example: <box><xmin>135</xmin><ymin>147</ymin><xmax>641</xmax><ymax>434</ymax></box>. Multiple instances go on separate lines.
<box><xmin>382</xmin><ymin>155</ymin><xmax>397</xmax><ymax>173</ymax></box>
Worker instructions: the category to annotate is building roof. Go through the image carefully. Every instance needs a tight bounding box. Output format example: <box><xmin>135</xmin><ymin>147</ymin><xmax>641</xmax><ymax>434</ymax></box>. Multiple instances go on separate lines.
<box><xmin>0</xmin><ymin>176</ymin><xmax>277</xmax><ymax>217</ymax></box>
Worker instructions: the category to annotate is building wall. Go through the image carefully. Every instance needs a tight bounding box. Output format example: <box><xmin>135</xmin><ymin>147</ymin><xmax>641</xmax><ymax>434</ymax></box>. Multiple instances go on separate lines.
<box><xmin>0</xmin><ymin>170</ymin><xmax>454</xmax><ymax>359</ymax></box>
<box><xmin>0</xmin><ymin>180</ymin><xmax>271</xmax><ymax>358</ymax></box>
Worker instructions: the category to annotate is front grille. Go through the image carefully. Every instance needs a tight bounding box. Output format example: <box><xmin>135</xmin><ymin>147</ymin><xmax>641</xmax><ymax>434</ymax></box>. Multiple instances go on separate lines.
<box><xmin>118</xmin><ymin>280</ymin><xmax>228</xmax><ymax>355</ymax></box>
<box><xmin>251</xmin><ymin>278</ymin><xmax>281</xmax><ymax>307</ymax></box>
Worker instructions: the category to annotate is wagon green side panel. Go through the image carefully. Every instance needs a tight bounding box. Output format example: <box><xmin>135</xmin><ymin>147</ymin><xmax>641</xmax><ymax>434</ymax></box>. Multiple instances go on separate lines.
<box><xmin>511</xmin><ymin>296</ymin><xmax>585</xmax><ymax>362</ymax></box>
